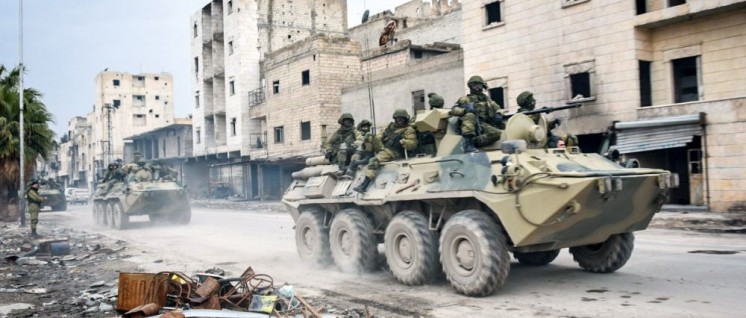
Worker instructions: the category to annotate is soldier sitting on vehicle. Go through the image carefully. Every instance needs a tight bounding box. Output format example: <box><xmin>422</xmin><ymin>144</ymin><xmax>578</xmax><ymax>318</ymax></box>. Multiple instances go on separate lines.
<box><xmin>357</xmin><ymin>119</ymin><xmax>372</xmax><ymax>135</ymax></box>
<box><xmin>449</xmin><ymin>76</ymin><xmax>505</xmax><ymax>152</ymax></box>
<box><xmin>517</xmin><ymin>91</ymin><xmax>579</xmax><ymax>148</ymax></box>
<box><xmin>416</xmin><ymin>93</ymin><xmax>447</xmax><ymax>156</ymax></box>
<box><xmin>323</xmin><ymin>113</ymin><xmax>363</xmax><ymax>172</ymax></box>
<box><xmin>122</xmin><ymin>153</ymin><xmax>153</xmax><ymax>183</ymax></box>
<box><xmin>353</xmin><ymin>109</ymin><xmax>418</xmax><ymax>193</ymax></box>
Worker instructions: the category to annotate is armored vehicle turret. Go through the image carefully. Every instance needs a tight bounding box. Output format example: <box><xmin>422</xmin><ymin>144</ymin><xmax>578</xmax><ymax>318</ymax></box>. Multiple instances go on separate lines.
<box><xmin>37</xmin><ymin>179</ymin><xmax>66</xmax><ymax>212</ymax></box>
<box><xmin>283</xmin><ymin>107</ymin><xmax>676</xmax><ymax>296</ymax></box>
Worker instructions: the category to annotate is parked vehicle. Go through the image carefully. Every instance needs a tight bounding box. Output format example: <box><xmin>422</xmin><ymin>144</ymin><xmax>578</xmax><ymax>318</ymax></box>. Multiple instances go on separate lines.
<box><xmin>69</xmin><ymin>189</ymin><xmax>91</xmax><ymax>205</ymax></box>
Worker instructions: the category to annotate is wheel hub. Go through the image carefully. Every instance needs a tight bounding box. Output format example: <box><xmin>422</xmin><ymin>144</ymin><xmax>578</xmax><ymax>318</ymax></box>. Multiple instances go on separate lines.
<box><xmin>396</xmin><ymin>235</ymin><xmax>413</xmax><ymax>264</ymax></box>
<box><xmin>455</xmin><ymin>238</ymin><xmax>476</xmax><ymax>270</ymax></box>
<box><xmin>340</xmin><ymin>230</ymin><xmax>352</xmax><ymax>256</ymax></box>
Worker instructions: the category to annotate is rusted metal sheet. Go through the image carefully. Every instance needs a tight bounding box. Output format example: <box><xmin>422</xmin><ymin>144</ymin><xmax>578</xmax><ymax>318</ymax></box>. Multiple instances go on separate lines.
<box><xmin>117</xmin><ymin>272</ymin><xmax>169</xmax><ymax>311</ymax></box>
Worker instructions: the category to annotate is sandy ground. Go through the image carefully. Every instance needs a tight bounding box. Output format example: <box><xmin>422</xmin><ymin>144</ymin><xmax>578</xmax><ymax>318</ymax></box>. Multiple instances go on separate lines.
<box><xmin>13</xmin><ymin>204</ymin><xmax>746</xmax><ymax>317</ymax></box>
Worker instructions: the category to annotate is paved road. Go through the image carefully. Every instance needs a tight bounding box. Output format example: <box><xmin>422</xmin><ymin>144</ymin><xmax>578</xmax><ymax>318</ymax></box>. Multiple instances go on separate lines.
<box><xmin>43</xmin><ymin>205</ymin><xmax>746</xmax><ymax>317</ymax></box>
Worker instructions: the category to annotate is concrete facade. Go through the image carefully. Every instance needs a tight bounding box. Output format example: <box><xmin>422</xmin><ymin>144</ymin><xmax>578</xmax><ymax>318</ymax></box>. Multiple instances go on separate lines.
<box><xmin>461</xmin><ymin>0</ymin><xmax>746</xmax><ymax>211</ymax></box>
<box><xmin>56</xmin><ymin>116</ymin><xmax>92</xmax><ymax>190</ymax></box>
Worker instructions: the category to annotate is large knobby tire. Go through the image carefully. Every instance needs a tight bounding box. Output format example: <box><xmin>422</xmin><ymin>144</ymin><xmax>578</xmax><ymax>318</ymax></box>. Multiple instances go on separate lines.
<box><xmin>440</xmin><ymin>210</ymin><xmax>510</xmax><ymax>297</ymax></box>
<box><xmin>99</xmin><ymin>202</ymin><xmax>109</xmax><ymax>226</ymax></box>
<box><xmin>295</xmin><ymin>208</ymin><xmax>332</xmax><ymax>266</ymax></box>
<box><xmin>513</xmin><ymin>249</ymin><xmax>560</xmax><ymax>266</ymax></box>
<box><xmin>109</xmin><ymin>201</ymin><xmax>128</xmax><ymax>230</ymax></box>
<box><xmin>569</xmin><ymin>232</ymin><xmax>634</xmax><ymax>273</ymax></box>
<box><xmin>384</xmin><ymin>211</ymin><xmax>439</xmax><ymax>285</ymax></box>
<box><xmin>329</xmin><ymin>208</ymin><xmax>377</xmax><ymax>273</ymax></box>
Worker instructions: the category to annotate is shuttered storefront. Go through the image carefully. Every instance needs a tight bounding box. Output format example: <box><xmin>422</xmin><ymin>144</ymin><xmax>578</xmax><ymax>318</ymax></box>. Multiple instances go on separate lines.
<box><xmin>614</xmin><ymin>113</ymin><xmax>705</xmax><ymax>154</ymax></box>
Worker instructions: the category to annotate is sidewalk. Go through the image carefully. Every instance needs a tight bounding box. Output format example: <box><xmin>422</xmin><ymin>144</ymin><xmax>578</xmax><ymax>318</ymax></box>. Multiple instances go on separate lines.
<box><xmin>190</xmin><ymin>199</ymin><xmax>746</xmax><ymax>234</ymax></box>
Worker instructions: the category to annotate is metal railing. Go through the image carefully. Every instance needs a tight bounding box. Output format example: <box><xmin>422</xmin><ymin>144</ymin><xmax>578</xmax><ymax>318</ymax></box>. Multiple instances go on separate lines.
<box><xmin>249</xmin><ymin>132</ymin><xmax>267</xmax><ymax>149</ymax></box>
<box><xmin>248</xmin><ymin>87</ymin><xmax>265</xmax><ymax>107</ymax></box>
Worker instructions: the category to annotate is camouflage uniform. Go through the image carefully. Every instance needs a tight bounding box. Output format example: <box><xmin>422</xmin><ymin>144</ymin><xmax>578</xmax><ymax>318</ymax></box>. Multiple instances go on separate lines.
<box><xmin>357</xmin><ymin>120</ymin><xmax>372</xmax><ymax>135</ymax></box>
<box><xmin>323</xmin><ymin>113</ymin><xmax>363</xmax><ymax>170</ymax></box>
<box><xmin>26</xmin><ymin>181</ymin><xmax>45</xmax><ymax>237</ymax></box>
<box><xmin>450</xmin><ymin>76</ymin><xmax>504</xmax><ymax>152</ymax></box>
<box><xmin>417</xmin><ymin>93</ymin><xmax>446</xmax><ymax>155</ymax></box>
<box><xmin>516</xmin><ymin>91</ymin><xmax>541</xmax><ymax>123</ymax></box>
<box><xmin>354</xmin><ymin>109</ymin><xmax>418</xmax><ymax>193</ymax></box>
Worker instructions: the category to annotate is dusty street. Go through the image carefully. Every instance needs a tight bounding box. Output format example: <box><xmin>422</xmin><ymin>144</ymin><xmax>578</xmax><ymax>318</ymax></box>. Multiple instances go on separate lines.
<box><xmin>38</xmin><ymin>204</ymin><xmax>746</xmax><ymax>318</ymax></box>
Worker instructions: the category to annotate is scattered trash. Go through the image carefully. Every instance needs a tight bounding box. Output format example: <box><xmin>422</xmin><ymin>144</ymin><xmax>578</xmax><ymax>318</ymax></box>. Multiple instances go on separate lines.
<box><xmin>23</xmin><ymin>288</ymin><xmax>47</xmax><ymax>294</ymax></box>
<box><xmin>90</xmin><ymin>280</ymin><xmax>107</xmax><ymax>287</ymax></box>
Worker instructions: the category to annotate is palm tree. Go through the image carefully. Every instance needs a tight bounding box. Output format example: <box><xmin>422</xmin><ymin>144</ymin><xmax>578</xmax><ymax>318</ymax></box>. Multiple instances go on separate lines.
<box><xmin>0</xmin><ymin>64</ymin><xmax>55</xmax><ymax>218</ymax></box>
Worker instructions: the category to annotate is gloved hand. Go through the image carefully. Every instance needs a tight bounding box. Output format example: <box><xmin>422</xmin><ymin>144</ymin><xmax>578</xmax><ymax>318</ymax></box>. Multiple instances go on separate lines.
<box><xmin>465</xmin><ymin>103</ymin><xmax>476</xmax><ymax>114</ymax></box>
<box><xmin>399</xmin><ymin>139</ymin><xmax>406</xmax><ymax>145</ymax></box>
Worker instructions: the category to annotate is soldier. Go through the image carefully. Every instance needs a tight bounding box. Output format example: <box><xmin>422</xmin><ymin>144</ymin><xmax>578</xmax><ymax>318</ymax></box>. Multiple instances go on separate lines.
<box><xmin>428</xmin><ymin>92</ymin><xmax>445</xmax><ymax>109</ymax></box>
<box><xmin>26</xmin><ymin>180</ymin><xmax>45</xmax><ymax>238</ymax></box>
<box><xmin>357</xmin><ymin>119</ymin><xmax>372</xmax><ymax>135</ymax></box>
<box><xmin>122</xmin><ymin>153</ymin><xmax>151</xmax><ymax>182</ymax></box>
<box><xmin>353</xmin><ymin>109</ymin><xmax>418</xmax><ymax>193</ymax></box>
<box><xmin>517</xmin><ymin>91</ymin><xmax>579</xmax><ymax>148</ymax></box>
<box><xmin>323</xmin><ymin>113</ymin><xmax>363</xmax><ymax>171</ymax></box>
<box><xmin>449</xmin><ymin>76</ymin><xmax>504</xmax><ymax>152</ymax></box>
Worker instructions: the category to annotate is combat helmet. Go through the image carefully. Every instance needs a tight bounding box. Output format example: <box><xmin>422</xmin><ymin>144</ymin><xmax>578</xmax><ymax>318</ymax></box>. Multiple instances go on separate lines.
<box><xmin>467</xmin><ymin>75</ymin><xmax>486</xmax><ymax>86</ymax></box>
<box><xmin>338</xmin><ymin>113</ymin><xmax>354</xmax><ymax>124</ymax></box>
<box><xmin>428</xmin><ymin>93</ymin><xmax>444</xmax><ymax>108</ymax></box>
<box><xmin>357</xmin><ymin>119</ymin><xmax>371</xmax><ymax>130</ymax></box>
<box><xmin>392</xmin><ymin>109</ymin><xmax>410</xmax><ymax>121</ymax></box>
<box><xmin>516</xmin><ymin>91</ymin><xmax>535</xmax><ymax>109</ymax></box>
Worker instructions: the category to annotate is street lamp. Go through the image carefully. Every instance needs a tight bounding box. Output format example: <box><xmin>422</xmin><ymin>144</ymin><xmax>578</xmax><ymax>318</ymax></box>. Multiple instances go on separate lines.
<box><xmin>18</xmin><ymin>0</ymin><xmax>26</xmax><ymax>227</ymax></box>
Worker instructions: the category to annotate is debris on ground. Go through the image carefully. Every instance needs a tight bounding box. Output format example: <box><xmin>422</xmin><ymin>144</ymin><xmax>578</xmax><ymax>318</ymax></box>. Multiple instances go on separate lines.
<box><xmin>118</xmin><ymin>265</ymin><xmax>363</xmax><ymax>318</ymax></box>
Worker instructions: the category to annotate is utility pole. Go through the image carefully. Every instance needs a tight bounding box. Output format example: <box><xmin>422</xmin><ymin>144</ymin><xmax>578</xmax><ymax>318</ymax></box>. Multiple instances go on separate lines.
<box><xmin>103</xmin><ymin>103</ymin><xmax>113</xmax><ymax>167</ymax></box>
<box><xmin>18</xmin><ymin>0</ymin><xmax>26</xmax><ymax>227</ymax></box>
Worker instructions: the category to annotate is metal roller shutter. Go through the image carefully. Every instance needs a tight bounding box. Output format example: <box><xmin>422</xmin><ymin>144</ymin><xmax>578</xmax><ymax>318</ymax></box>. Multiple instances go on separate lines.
<box><xmin>613</xmin><ymin>113</ymin><xmax>704</xmax><ymax>154</ymax></box>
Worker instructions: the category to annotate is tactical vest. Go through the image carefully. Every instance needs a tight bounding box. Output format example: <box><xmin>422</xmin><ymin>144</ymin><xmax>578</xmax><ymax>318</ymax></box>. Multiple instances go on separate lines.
<box><xmin>464</xmin><ymin>93</ymin><xmax>496</xmax><ymax>122</ymax></box>
<box><xmin>382</xmin><ymin>124</ymin><xmax>408</xmax><ymax>153</ymax></box>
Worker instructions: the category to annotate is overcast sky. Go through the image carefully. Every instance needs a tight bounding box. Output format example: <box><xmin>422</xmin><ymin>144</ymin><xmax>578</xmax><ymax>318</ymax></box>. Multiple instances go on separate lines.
<box><xmin>0</xmin><ymin>0</ymin><xmax>405</xmax><ymax>137</ymax></box>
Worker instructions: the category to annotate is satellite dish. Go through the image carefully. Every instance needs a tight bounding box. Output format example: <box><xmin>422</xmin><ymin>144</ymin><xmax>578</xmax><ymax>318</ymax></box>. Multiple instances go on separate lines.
<box><xmin>362</xmin><ymin>10</ymin><xmax>370</xmax><ymax>23</ymax></box>
<box><xmin>378</xmin><ymin>20</ymin><xmax>397</xmax><ymax>46</ymax></box>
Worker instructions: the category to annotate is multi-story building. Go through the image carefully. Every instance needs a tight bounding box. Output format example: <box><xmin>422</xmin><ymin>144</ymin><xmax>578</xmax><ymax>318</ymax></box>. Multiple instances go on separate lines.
<box><xmin>190</xmin><ymin>0</ymin><xmax>349</xmax><ymax>199</ymax></box>
<box><xmin>57</xmin><ymin>116</ymin><xmax>91</xmax><ymax>189</ymax></box>
<box><xmin>462</xmin><ymin>0</ymin><xmax>746</xmax><ymax>211</ymax></box>
<box><xmin>89</xmin><ymin>71</ymin><xmax>176</xmax><ymax>187</ymax></box>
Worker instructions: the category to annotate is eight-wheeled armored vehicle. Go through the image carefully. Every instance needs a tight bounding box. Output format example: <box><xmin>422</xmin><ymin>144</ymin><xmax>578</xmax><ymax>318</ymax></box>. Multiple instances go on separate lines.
<box><xmin>92</xmin><ymin>167</ymin><xmax>191</xmax><ymax>229</ymax></box>
<box><xmin>282</xmin><ymin>109</ymin><xmax>676</xmax><ymax>296</ymax></box>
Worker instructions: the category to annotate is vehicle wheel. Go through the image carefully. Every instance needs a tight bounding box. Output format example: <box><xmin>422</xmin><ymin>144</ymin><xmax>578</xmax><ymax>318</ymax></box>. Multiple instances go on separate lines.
<box><xmin>109</xmin><ymin>201</ymin><xmax>128</xmax><ymax>230</ymax></box>
<box><xmin>171</xmin><ymin>205</ymin><xmax>191</xmax><ymax>225</ymax></box>
<box><xmin>440</xmin><ymin>210</ymin><xmax>510</xmax><ymax>297</ymax></box>
<box><xmin>384</xmin><ymin>211</ymin><xmax>439</xmax><ymax>285</ymax></box>
<box><xmin>513</xmin><ymin>249</ymin><xmax>560</xmax><ymax>266</ymax></box>
<box><xmin>295</xmin><ymin>208</ymin><xmax>332</xmax><ymax>266</ymax></box>
<box><xmin>570</xmin><ymin>233</ymin><xmax>634</xmax><ymax>273</ymax></box>
<box><xmin>329</xmin><ymin>208</ymin><xmax>377</xmax><ymax>273</ymax></box>
<box><xmin>57</xmin><ymin>201</ymin><xmax>67</xmax><ymax>212</ymax></box>
<box><xmin>99</xmin><ymin>202</ymin><xmax>109</xmax><ymax>226</ymax></box>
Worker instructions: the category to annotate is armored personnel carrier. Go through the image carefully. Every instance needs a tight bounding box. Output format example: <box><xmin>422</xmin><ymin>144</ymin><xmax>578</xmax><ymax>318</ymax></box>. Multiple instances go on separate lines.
<box><xmin>282</xmin><ymin>109</ymin><xmax>676</xmax><ymax>297</ymax></box>
<box><xmin>38</xmin><ymin>180</ymin><xmax>66</xmax><ymax>212</ymax></box>
<box><xmin>92</xmin><ymin>166</ymin><xmax>191</xmax><ymax>229</ymax></box>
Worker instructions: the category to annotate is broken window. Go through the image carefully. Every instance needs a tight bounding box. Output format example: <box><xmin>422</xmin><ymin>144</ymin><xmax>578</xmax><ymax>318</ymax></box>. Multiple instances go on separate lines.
<box><xmin>570</xmin><ymin>72</ymin><xmax>591</xmax><ymax>100</ymax></box>
<box><xmin>669</xmin><ymin>0</ymin><xmax>686</xmax><ymax>7</ymax></box>
<box><xmin>300</xmin><ymin>121</ymin><xmax>311</xmax><ymax>140</ymax></box>
<box><xmin>227</xmin><ymin>0</ymin><xmax>233</xmax><ymax>14</ymax></box>
<box><xmin>113</xmin><ymin>99</ymin><xmax>121</xmax><ymax>108</ymax></box>
<box><xmin>112</xmin><ymin>79</ymin><xmax>120</xmax><ymax>87</ymax></box>
<box><xmin>155</xmin><ymin>95</ymin><xmax>160</xmax><ymax>101</ymax></box>
<box><xmin>672</xmin><ymin>56</ymin><xmax>699</xmax><ymax>103</ymax></box>
<box><xmin>273</xmin><ymin>80</ymin><xmax>280</xmax><ymax>94</ymax></box>
<box><xmin>193</xmin><ymin>22</ymin><xmax>198</xmax><ymax>38</ymax></box>
<box><xmin>411</xmin><ymin>90</ymin><xmax>426</xmax><ymax>113</ymax></box>
<box><xmin>229</xmin><ymin>80</ymin><xmax>235</xmax><ymax>96</ymax></box>
<box><xmin>639</xmin><ymin>60</ymin><xmax>652</xmax><ymax>107</ymax></box>
<box><xmin>228</xmin><ymin>41</ymin><xmax>234</xmax><ymax>55</ymax></box>
<box><xmin>484</xmin><ymin>1</ymin><xmax>502</xmax><ymax>25</ymax></box>
<box><xmin>231</xmin><ymin>117</ymin><xmax>237</xmax><ymax>136</ymax></box>
<box><xmin>194</xmin><ymin>57</ymin><xmax>199</xmax><ymax>77</ymax></box>
<box><xmin>488</xmin><ymin>87</ymin><xmax>505</xmax><ymax>109</ymax></box>
<box><xmin>196</xmin><ymin>128</ymin><xmax>201</xmax><ymax>144</ymax></box>
<box><xmin>302</xmin><ymin>70</ymin><xmax>310</xmax><ymax>86</ymax></box>
<box><xmin>133</xmin><ymin>95</ymin><xmax>146</xmax><ymax>107</ymax></box>
<box><xmin>274</xmin><ymin>126</ymin><xmax>284</xmax><ymax>143</ymax></box>
<box><xmin>134</xmin><ymin>76</ymin><xmax>145</xmax><ymax>88</ymax></box>
<box><xmin>195</xmin><ymin>91</ymin><xmax>200</xmax><ymax>108</ymax></box>
<box><xmin>133</xmin><ymin>114</ymin><xmax>146</xmax><ymax>126</ymax></box>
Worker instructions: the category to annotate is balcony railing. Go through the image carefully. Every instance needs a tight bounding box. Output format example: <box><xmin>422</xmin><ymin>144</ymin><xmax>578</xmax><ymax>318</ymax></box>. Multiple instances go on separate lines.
<box><xmin>249</xmin><ymin>132</ymin><xmax>267</xmax><ymax>149</ymax></box>
<box><xmin>248</xmin><ymin>88</ymin><xmax>265</xmax><ymax>107</ymax></box>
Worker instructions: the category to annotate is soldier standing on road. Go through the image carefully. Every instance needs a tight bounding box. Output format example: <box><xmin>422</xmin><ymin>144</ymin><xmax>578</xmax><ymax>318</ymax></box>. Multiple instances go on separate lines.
<box><xmin>353</xmin><ymin>109</ymin><xmax>418</xmax><ymax>193</ymax></box>
<box><xmin>449</xmin><ymin>76</ymin><xmax>504</xmax><ymax>152</ymax></box>
<box><xmin>26</xmin><ymin>180</ymin><xmax>45</xmax><ymax>238</ymax></box>
<box><xmin>323</xmin><ymin>113</ymin><xmax>363</xmax><ymax>171</ymax></box>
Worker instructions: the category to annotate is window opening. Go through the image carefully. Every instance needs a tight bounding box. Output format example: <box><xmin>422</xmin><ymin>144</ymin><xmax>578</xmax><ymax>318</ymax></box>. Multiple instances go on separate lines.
<box><xmin>301</xmin><ymin>121</ymin><xmax>311</xmax><ymax>140</ymax></box>
<box><xmin>672</xmin><ymin>56</ymin><xmax>699</xmax><ymax>103</ymax></box>
<box><xmin>485</xmin><ymin>1</ymin><xmax>502</xmax><ymax>25</ymax></box>
<box><xmin>302</xmin><ymin>70</ymin><xmax>310</xmax><ymax>86</ymax></box>
<box><xmin>639</xmin><ymin>61</ymin><xmax>652</xmax><ymax>107</ymax></box>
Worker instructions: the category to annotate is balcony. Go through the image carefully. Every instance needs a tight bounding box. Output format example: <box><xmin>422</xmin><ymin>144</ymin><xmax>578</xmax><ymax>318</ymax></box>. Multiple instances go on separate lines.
<box><xmin>248</xmin><ymin>88</ymin><xmax>265</xmax><ymax>107</ymax></box>
<box><xmin>213</xmin><ymin>65</ymin><xmax>225</xmax><ymax>78</ymax></box>
<box><xmin>249</xmin><ymin>132</ymin><xmax>267</xmax><ymax>150</ymax></box>
<box><xmin>635</xmin><ymin>0</ymin><xmax>746</xmax><ymax>28</ymax></box>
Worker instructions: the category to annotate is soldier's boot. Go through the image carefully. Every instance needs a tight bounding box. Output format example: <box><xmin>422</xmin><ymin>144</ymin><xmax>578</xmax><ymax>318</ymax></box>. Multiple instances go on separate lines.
<box><xmin>30</xmin><ymin>229</ymin><xmax>41</xmax><ymax>238</ymax></box>
<box><xmin>463</xmin><ymin>134</ymin><xmax>478</xmax><ymax>153</ymax></box>
<box><xmin>353</xmin><ymin>176</ymin><xmax>372</xmax><ymax>193</ymax></box>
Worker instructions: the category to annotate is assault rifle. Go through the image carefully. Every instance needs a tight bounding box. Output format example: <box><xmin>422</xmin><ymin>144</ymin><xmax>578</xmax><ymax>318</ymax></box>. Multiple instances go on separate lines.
<box><xmin>504</xmin><ymin>104</ymin><xmax>582</xmax><ymax>120</ymax></box>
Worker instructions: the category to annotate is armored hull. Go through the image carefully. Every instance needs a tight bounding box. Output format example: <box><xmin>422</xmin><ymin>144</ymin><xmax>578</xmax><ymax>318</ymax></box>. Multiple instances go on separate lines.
<box><xmin>92</xmin><ymin>180</ymin><xmax>191</xmax><ymax>229</ymax></box>
<box><xmin>38</xmin><ymin>188</ymin><xmax>66</xmax><ymax>212</ymax></box>
<box><xmin>283</xmin><ymin>110</ymin><xmax>675</xmax><ymax>296</ymax></box>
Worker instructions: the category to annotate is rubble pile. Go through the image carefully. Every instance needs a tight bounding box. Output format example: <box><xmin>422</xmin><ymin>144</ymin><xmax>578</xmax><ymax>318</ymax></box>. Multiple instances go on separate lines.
<box><xmin>0</xmin><ymin>224</ymin><xmax>131</xmax><ymax>317</ymax></box>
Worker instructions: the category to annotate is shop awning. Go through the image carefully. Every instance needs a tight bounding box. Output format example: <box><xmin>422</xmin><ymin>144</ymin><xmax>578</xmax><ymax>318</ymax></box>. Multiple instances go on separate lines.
<box><xmin>614</xmin><ymin>113</ymin><xmax>705</xmax><ymax>154</ymax></box>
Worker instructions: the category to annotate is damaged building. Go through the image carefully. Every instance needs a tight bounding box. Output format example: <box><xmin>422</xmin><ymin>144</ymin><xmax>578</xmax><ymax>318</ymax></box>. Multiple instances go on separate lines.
<box><xmin>462</xmin><ymin>0</ymin><xmax>746</xmax><ymax>211</ymax></box>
